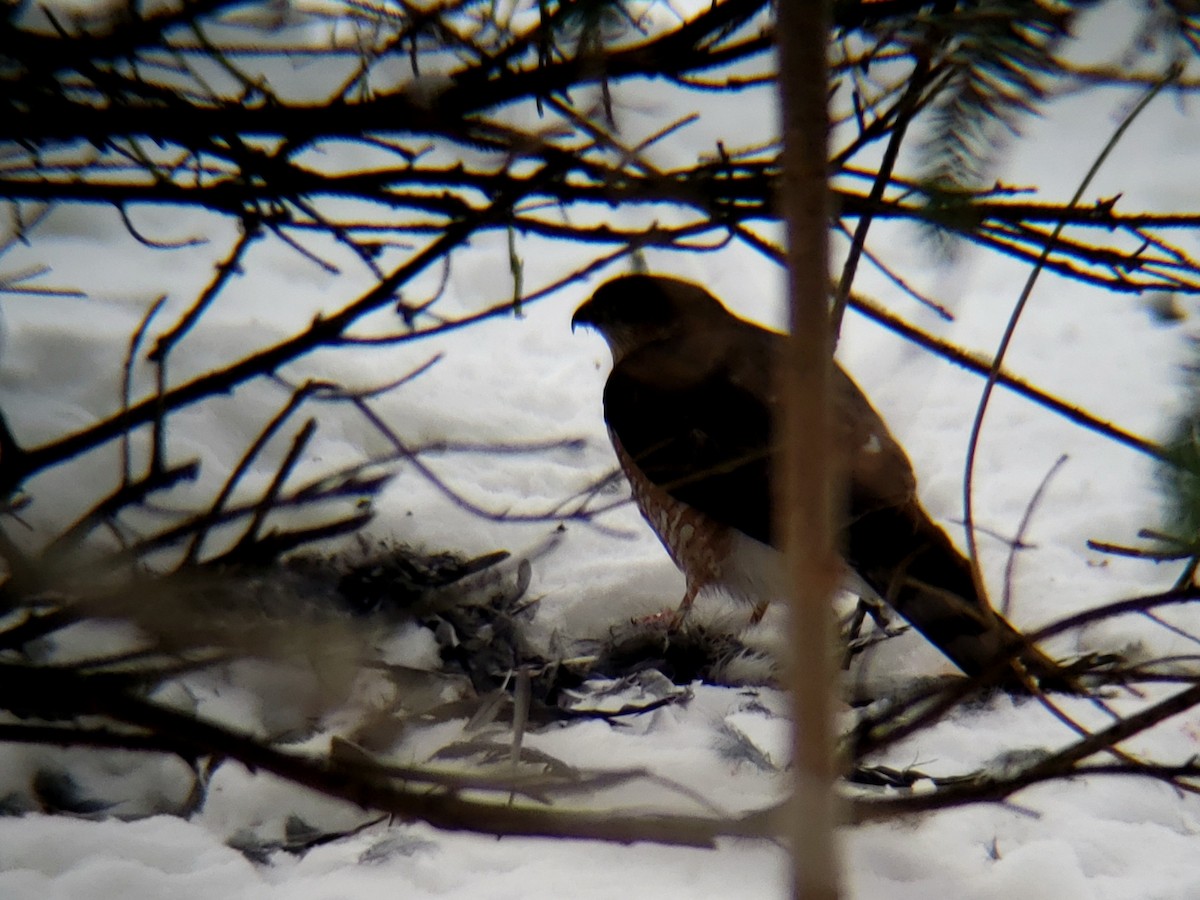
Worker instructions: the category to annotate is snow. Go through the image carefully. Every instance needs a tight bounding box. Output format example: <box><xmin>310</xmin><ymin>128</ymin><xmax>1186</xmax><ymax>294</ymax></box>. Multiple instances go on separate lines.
<box><xmin>4</xmin><ymin>2</ymin><xmax>1200</xmax><ymax>897</ymax></box>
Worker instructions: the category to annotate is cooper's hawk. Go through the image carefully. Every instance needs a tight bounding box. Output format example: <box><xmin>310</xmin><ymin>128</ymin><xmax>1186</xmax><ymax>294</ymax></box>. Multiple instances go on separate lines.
<box><xmin>573</xmin><ymin>273</ymin><xmax>1064</xmax><ymax>686</ymax></box>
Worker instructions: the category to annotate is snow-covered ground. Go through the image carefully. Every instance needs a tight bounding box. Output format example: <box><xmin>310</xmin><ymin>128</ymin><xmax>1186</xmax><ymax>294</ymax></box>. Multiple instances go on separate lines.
<box><xmin>4</xmin><ymin>3</ymin><xmax>1200</xmax><ymax>897</ymax></box>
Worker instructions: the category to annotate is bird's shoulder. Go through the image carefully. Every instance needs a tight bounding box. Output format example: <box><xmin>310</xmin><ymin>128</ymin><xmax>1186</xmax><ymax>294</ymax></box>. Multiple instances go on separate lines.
<box><xmin>601</xmin><ymin>321</ymin><xmax>775</xmax><ymax>443</ymax></box>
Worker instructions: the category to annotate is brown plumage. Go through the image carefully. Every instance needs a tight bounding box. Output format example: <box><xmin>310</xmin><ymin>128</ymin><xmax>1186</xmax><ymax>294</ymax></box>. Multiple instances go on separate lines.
<box><xmin>573</xmin><ymin>273</ymin><xmax>1064</xmax><ymax>686</ymax></box>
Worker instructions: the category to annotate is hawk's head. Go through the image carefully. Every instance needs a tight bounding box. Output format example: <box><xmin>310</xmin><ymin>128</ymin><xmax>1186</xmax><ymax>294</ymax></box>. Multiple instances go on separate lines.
<box><xmin>572</xmin><ymin>274</ymin><xmax>729</xmax><ymax>361</ymax></box>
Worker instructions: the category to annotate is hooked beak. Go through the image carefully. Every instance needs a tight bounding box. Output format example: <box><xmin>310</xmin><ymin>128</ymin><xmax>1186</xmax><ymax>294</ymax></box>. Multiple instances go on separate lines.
<box><xmin>571</xmin><ymin>299</ymin><xmax>596</xmax><ymax>333</ymax></box>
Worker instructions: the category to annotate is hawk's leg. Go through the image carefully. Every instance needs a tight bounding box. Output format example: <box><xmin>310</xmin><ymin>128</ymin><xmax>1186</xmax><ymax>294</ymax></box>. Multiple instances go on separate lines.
<box><xmin>842</xmin><ymin>596</ymin><xmax>906</xmax><ymax>668</ymax></box>
<box><xmin>667</xmin><ymin>582</ymin><xmax>701</xmax><ymax>629</ymax></box>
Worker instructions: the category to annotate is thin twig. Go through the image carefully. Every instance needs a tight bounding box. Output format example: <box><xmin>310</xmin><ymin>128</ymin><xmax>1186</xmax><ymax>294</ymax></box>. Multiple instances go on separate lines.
<box><xmin>962</xmin><ymin>68</ymin><xmax>1177</xmax><ymax>614</ymax></box>
<box><xmin>1001</xmin><ymin>453</ymin><xmax>1068</xmax><ymax>616</ymax></box>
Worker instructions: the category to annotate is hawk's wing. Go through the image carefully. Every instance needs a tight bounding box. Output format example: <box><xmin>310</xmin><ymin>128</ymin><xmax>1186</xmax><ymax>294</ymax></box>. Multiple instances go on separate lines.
<box><xmin>603</xmin><ymin>363</ymin><xmax>775</xmax><ymax>546</ymax></box>
<box><xmin>602</xmin><ymin>338</ymin><xmax>924</xmax><ymax>551</ymax></box>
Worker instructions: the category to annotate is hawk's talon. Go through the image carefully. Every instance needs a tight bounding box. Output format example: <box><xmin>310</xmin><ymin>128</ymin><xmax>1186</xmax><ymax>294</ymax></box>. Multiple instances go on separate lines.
<box><xmin>630</xmin><ymin>608</ymin><xmax>678</xmax><ymax>628</ymax></box>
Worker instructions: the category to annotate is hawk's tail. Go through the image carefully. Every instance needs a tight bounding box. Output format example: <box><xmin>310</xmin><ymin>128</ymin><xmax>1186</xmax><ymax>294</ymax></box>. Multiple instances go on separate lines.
<box><xmin>846</xmin><ymin>502</ymin><xmax>1069</xmax><ymax>690</ymax></box>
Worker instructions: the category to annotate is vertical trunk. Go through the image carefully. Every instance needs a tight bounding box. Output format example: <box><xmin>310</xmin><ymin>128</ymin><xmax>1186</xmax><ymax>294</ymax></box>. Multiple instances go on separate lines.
<box><xmin>775</xmin><ymin>3</ymin><xmax>841</xmax><ymax>899</ymax></box>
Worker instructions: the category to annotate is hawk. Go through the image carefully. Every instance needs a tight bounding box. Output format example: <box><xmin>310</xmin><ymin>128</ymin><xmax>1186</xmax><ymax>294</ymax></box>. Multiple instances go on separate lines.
<box><xmin>572</xmin><ymin>273</ymin><xmax>1063</xmax><ymax>685</ymax></box>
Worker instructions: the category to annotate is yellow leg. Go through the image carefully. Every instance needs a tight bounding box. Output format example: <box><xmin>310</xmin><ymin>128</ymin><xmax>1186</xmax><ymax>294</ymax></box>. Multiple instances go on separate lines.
<box><xmin>668</xmin><ymin>583</ymin><xmax>699</xmax><ymax>629</ymax></box>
